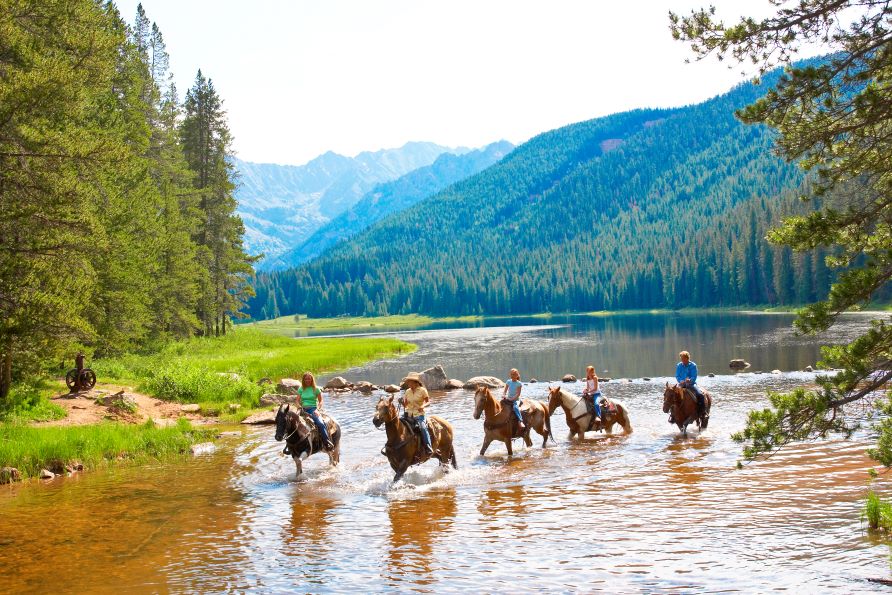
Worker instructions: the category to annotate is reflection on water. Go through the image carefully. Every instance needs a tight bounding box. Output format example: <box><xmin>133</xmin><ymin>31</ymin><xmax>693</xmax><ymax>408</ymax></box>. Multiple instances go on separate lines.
<box><xmin>2</xmin><ymin>313</ymin><xmax>892</xmax><ymax>592</ymax></box>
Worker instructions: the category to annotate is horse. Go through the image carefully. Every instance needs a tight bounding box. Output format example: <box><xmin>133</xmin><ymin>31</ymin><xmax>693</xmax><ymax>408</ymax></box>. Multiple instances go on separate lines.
<box><xmin>274</xmin><ymin>404</ymin><xmax>342</xmax><ymax>477</ymax></box>
<box><xmin>472</xmin><ymin>385</ymin><xmax>552</xmax><ymax>455</ymax></box>
<box><xmin>547</xmin><ymin>386</ymin><xmax>633</xmax><ymax>440</ymax></box>
<box><xmin>662</xmin><ymin>383</ymin><xmax>711</xmax><ymax>435</ymax></box>
<box><xmin>372</xmin><ymin>394</ymin><xmax>457</xmax><ymax>483</ymax></box>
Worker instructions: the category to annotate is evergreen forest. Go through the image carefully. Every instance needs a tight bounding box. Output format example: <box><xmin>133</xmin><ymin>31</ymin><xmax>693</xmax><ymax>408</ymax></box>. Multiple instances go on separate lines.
<box><xmin>249</xmin><ymin>68</ymin><xmax>839</xmax><ymax>320</ymax></box>
<box><xmin>0</xmin><ymin>2</ymin><xmax>253</xmax><ymax>399</ymax></box>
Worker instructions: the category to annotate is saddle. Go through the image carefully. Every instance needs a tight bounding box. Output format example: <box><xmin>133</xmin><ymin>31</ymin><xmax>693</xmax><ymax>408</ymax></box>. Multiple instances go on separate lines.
<box><xmin>581</xmin><ymin>395</ymin><xmax>614</xmax><ymax>432</ymax></box>
<box><xmin>500</xmin><ymin>399</ymin><xmax>531</xmax><ymax>438</ymax></box>
<box><xmin>400</xmin><ymin>415</ymin><xmax>435</xmax><ymax>462</ymax></box>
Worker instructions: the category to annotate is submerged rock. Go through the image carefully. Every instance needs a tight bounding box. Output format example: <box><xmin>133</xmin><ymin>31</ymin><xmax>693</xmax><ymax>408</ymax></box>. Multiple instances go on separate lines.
<box><xmin>642</xmin><ymin>377</ymin><xmax>652</xmax><ymax>381</ymax></box>
<box><xmin>384</xmin><ymin>384</ymin><xmax>400</xmax><ymax>393</ymax></box>
<box><xmin>354</xmin><ymin>381</ymin><xmax>376</xmax><ymax>393</ymax></box>
<box><xmin>39</xmin><ymin>469</ymin><xmax>55</xmax><ymax>480</ymax></box>
<box><xmin>190</xmin><ymin>442</ymin><xmax>216</xmax><ymax>456</ymax></box>
<box><xmin>729</xmin><ymin>359</ymin><xmax>750</xmax><ymax>370</ymax></box>
<box><xmin>562</xmin><ymin>374</ymin><xmax>577</xmax><ymax>382</ymax></box>
<box><xmin>463</xmin><ymin>376</ymin><xmax>505</xmax><ymax>390</ymax></box>
<box><xmin>708</xmin><ymin>373</ymin><xmax>715</xmax><ymax>378</ymax></box>
<box><xmin>445</xmin><ymin>379</ymin><xmax>464</xmax><ymax>390</ymax></box>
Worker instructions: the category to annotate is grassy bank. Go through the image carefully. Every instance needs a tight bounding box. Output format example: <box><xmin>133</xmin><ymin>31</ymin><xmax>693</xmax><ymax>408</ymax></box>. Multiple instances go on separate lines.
<box><xmin>249</xmin><ymin>313</ymin><xmax>482</xmax><ymax>332</ymax></box>
<box><xmin>92</xmin><ymin>328</ymin><xmax>415</xmax><ymax>418</ymax></box>
<box><xmin>0</xmin><ymin>419</ymin><xmax>216</xmax><ymax>481</ymax></box>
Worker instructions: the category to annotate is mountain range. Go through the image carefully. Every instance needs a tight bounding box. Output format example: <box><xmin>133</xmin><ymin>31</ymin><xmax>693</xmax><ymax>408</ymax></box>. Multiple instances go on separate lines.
<box><xmin>248</xmin><ymin>66</ymin><xmax>833</xmax><ymax>320</ymax></box>
<box><xmin>235</xmin><ymin>141</ymin><xmax>470</xmax><ymax>266</ymax></box>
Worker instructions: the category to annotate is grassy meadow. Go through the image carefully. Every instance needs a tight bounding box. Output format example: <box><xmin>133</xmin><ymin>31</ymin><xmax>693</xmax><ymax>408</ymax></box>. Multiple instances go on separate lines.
<box><xmin>249</xmin><ymin>313</ymin><xmax>482</xmax><ymax>332</ymax></box>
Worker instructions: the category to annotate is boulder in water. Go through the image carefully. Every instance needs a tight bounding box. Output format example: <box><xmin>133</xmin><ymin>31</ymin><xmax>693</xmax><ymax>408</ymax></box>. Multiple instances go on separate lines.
<box><xmin>0</xmin><ymin>467</ymin><xmax>21</xmax><ymax>484</ymax></box>
<box><xmin>529</xmin><ymin>378</ymin><xmax>537</xmax><ymax>383</ymax></box>
<box><xmin>729</xmin><ymin>359</ymin><xmax>750</xmax><ymax>370</ymax></box>
<box><xmin>562</xmin><ymin>374</ymin><xmax>577</xmax><ymax>382</ymax></box>
<box><xmin>39</xmin><ymin>469</ymin><xmax>55</xmax><ymax>480</ymax></box>
<box><xmin>445</xmin><ymin>379</ymin><xmax>464</xmax><ymax>390</ymax></box>
<box><xmin>241</xmin><ymin>410</ymin><xmax>277</xmax><ymax>425</ymax></box>
<box><xmin>771</xmin><ymin>369</ymin><xmax>782</xmax><ymax>375</ymax></box>
<box><xmin>190</xmin><ymin>442</ymin><xmax>216</xmax><ymax>456</ymax></box>
<box><xmin>805</xmin><ymin>365</ymin><xmax>814</xmax><ymax>372</ymax></box>
<box><xmin>708</xmin><ymin>373</ymin><xmax>715</xmax><ymax>378</ymax></box>
<box><xmin>354</xmin><ymin>381</ymin><xmax>376</xmax><ymax>394</ymax></box>
<box><xmin>384</xmin><ymin>384</ymin><xmax>401</xmax><ymax>393</ymax></box>
<box><xmin>419</xmin><ymin>365</ymin><xmax>449</xmax><ymax>390</ymax></box>
<box><xmin>463</xmin><ymin>376</ymin><xmax>505</xmax><ymax>390</ymax></box>
<box><xmin>324</xmin><ymin>376</ymin><xmax>349</xmax><ymax>390</ymax></box>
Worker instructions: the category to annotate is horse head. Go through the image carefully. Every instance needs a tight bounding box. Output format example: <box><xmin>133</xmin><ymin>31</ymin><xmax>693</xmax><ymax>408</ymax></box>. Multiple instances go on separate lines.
<box><xmin>547</xmin><ymin>386</ymin><xmax>563</xmax><ymax>415</ymax></box>
<box><xmin>373</xmin><ymin>394</ymin><xmax>396</xmax><ymax>428</ymax></box>
<box><xmin>473</xmin><ymin>385</ymin><xmax>491</xmax><ymax>419</ymax></box>
<box><xmin>662</xmin><ymin>383</ymin><xmax>681</xmax><ymax>413</ymax></box>
<box><xmin>275</xmin><ymin>404</ymin><xmax>291</xmax><ymax>441</ymax></box>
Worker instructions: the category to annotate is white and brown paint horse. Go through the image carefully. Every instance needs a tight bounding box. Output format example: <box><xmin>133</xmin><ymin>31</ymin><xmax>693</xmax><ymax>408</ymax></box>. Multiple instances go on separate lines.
<box><xmin>274</xmin><ymin>404</ymin><xmax>342</xmax><ymax>477</ymax></box>
<box><xmin>373</xmin><ymin>394</ymin><xmax>457</xmax><ymax>483</ymax></box>
<box><xmin>473</xmin><ymin>385</ymin><xmax>553</xmax><ymax>456</ymax></box>
<box><xmin>662</xmin><ymin>383</ymin><xmax>711</xmax><ymax>435</ymax></box>
<box><xmin>547</xmin><ymin>386</ymin><xmax>633</xmax><ymax>439</ymax></box>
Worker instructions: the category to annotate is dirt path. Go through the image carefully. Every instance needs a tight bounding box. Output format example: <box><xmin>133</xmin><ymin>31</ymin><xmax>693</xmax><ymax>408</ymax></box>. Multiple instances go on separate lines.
<box><xmin>36</xmin><ymin>384</ymin><xmax>214</xmax><ymax>427</ymax></box>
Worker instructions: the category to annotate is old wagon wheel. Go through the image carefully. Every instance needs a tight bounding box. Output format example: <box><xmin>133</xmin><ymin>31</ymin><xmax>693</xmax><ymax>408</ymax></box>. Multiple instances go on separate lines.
<box><xmin>79</xmin><ymin>369</ymin><xmax>97</xmax><ymax>390</ymax></box>
<box><xmin>65</xmin><ymin>369</ymin><xmax>79</xmax><ymax>391</ymax></box>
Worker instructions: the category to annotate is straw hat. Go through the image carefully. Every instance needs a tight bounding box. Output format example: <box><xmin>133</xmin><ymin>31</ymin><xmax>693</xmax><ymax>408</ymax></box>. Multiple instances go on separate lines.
<box><xmin>402</xmin><ymin>372</ymin><xmax>424</xmax><ymax>386</ymax></box>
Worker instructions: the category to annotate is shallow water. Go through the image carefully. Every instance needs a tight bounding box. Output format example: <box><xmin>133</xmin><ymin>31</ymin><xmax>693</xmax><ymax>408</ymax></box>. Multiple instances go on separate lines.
<box><xmin>2</xmin><ymin>313</ymin><xmax>891</xmax><ymax>592</ymax></box>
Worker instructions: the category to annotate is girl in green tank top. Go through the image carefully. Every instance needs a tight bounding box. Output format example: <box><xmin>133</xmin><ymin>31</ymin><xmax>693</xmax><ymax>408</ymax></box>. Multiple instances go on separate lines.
<box><xmin>299</xmin><ymin>372</ymin><xmax>333</xmax><ymax>450</ymax></box>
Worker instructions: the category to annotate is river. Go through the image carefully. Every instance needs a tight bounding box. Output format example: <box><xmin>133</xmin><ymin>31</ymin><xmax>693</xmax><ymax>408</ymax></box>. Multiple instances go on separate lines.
<box><xmin>1</xmin><ymin>312</ymin><xmax>890</xmax><ymax>592</ymax></box>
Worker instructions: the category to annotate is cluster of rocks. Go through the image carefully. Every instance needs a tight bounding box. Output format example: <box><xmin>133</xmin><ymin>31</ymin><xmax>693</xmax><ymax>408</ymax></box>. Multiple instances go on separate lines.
<box><xmin>2</xmin><ymin>460</ymin><xmax>85</xmax><ymax>484</ymax></box>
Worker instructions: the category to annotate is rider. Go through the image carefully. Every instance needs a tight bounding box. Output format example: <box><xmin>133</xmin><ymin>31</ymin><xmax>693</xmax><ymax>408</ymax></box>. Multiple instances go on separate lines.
<box><xmin>581</xmin><ymin>365</ymin><xmax>602</xmax><ymax>425</ymax></box>
<box><xmin>502</xmin><ymin>368</ymin><xmax>525</xmax><ymax>430</ymax></box>
<box><xmin>401</xmin><ymin>372</ymin><xmax>434</xmax><ymax>455</ymax></box>
<box><xmin>675</xmin><ymin>351</ymin><xmax>705</xmax><ymax>416</ymax></box>
<box><xmin>298</xmin><ymin>372</ymin><xmax>334</xmax><ymax>450</ymax></box>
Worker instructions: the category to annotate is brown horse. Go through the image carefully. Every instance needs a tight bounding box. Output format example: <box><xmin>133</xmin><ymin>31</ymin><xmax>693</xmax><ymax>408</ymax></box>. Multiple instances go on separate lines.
<box><xmin>547</xmin><ymin>386</ymin><xmax>633</xmax><ymax>440</ymax></box>
<box><xmin>472</xmin><ymin>386</ymin><xmax>552</xmax><ymax>456</ymax></box>
<box><xmin>662</xmin><ymin>383</ymin><xmax>712</xmax><ymax>435</ymax></box>
<box><xmin>372</xmin><ymin>394</ymin><xmax>457</xmax><ymax>483</ymax></box>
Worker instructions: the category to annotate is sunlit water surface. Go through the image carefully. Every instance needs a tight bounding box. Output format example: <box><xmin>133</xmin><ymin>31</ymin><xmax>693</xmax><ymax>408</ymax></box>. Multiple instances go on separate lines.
<box><xmin>2</xmin><ymin>312</ymin><xmax>891</xmax><ymax>593</ymax></box>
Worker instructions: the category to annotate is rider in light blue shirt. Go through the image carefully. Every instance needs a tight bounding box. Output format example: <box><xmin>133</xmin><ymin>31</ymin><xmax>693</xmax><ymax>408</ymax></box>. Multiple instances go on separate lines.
<box><xmin>502</xmin><ymin>368</ymin><xmax>525</xmax><ymax>430</ymax></box>
<box><xmin>676</xmin><ymin>350</ymin><xmax>704</xmax><ymax>413</ymax></box>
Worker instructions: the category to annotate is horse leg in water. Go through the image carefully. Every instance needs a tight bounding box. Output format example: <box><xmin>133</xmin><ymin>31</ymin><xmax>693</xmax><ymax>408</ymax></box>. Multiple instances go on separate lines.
<box><xmin>328</xmin><ymin>442</ymin><xmax>340</xmax><ymax>466</ymax></box>
<box><xmin>523</xmin><ymin>427</ymin><xmax>533</xmax><ymax>448</ymax></box>
<box><xmin>479</xmin><ymin>436</ymin><xmax>493</xmax><ymax>456</ymax></box>
<box><xmin>393</xmin><ymin>460</ymin><xmax>411</xmax><ymax>483</ymax></box>
<box><xmin>292</xmin><ymin>454</ymin><xmax>303</xmax><ymax>477</ymax></box>
<box><xmin>505</xmin><ymin>438</ymin><xmax>513</xmax><ymax>456</ymax></box>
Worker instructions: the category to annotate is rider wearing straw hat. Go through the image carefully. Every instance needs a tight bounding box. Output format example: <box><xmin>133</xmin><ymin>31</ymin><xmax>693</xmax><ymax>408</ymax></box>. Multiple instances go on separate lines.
<box><xmin>400</xmin><ymin>372</ymin><xmax>434</xmax><ymax>455</ymax></box>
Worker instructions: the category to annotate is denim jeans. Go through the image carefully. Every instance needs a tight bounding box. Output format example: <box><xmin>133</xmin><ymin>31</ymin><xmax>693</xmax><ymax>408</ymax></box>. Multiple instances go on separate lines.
<box><xmin>509</xmin><ymin>399</ymin><xmax>523</xmax><ymax>424</ymax></box>
<box><xmin>303</xmin><ymin>406</ymin><xmax>331</xmax><ymax>442</ymax></box>
<box><xmin>588</xmin><ymin>392</ymin><xmax>602</xmax><ymax>418</ymax></box>
<box><xmin>406</xmin><ymin>414</ymin><xmax>432</xmax><ymax>449</ymax></box>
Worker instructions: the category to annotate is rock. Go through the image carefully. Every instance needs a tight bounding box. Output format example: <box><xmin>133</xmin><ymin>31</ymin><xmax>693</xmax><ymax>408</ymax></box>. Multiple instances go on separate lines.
<box><xmin>771</xmin><ymin>369</ymin><xmax>782</xmax><ymax>375</ymax></box>
<box><xmin>708</xmin><ymin>373</ymin><xmax>715</xmax><ymax>378</ymax></box>
<box><xmin>729</xmin><ymin>359</ymin><xmax>750</xmax><ymax>370</ymax></box>
<box><xmin>240</xmin><ymin>410</ymin><xmax>278</xmax><ymax>425</ymax></box>
<box><xmin>99</xmin><ymin>393</ymin><xmax>138</xmax><ymax>410</ymax></box>
<box><xmin>190</xmin><ymin>442</ymin><xmax>216</xmax><ymax>456</ymax></box>
<box><xmin>217</xmin><ymin>431</ymin><xmax>241</xmax><ymax>438</ymax></box>
<box><xmin>445</xmin><ymin>379</ymin><xmax>464</xmax><ymax>390</ymax></box>
<box><xmin>39</xmin><ymin>469</ymin><xmax>55</xmax><ymax>480</ymax></box>
<box><xmin>276</xmin><ymin>378</ymin><xmax>302</xmax><ymax>395</ymax></box>
<box><xmin>805</xmin><ymin>365</ymin><xmax>814</xmax><ymax>372</ymax></box>
<box><xmin>562</xmin><ymin>374</ymin><xmax>577</xmax><ymax>382</ymax></box>
<box><xmin>419</xmin><ymin>365</ymin><xmax>449</xmax><ymax>390</ymax></box>
<box><xmin>354</xmin><ymin>381</ymin><xmax>375</xmax><ymax>394</ymax></box>
<box><xmin>600</xmin><ymin>377</ymin><xmax>611</xmax><ymax>382</ymax></box>
<box><xmin>463</xmin><ymin>376</ymin><xmax>505</xmax><ymax>390</ymax></box>
<box><xmin>384</xmin><ymin>384</ymin><xmax>401</xmax><ymax>393</ymax></box>
<box><xmin>259</xmin><ymin>393</ymin><xmax>295</xmax><ymax>407</ymax></box>
<box><xmin>0</xmin><ymin>467</ymin><xmax>21</xmax><ymax>484</ymax></box>
<box><xmin>754</xmin><ymin>371</ymin><xmax>763</xmax><ymax>375</ymax></box>
<box><xmin>180</xmin><ymin>404</ymin><xmax>201</xmax><ymax>413</ymax></box>
<box><xmin>642</xmin><ymin>377</ymin><xmax>652</xmax><ymax>381</ymax></box>
<box><xmin>529</xmin><ymin>378</ymin><xmax>537</xmax><ymax>383</ymax></box>
<box><xmin>324</xmin><ymin>376</ymin><xmax>349</xmax><ymax>390</ymax></box>
<box><xmin>65</xmin><ymin>461</ymin><xmax>84</xmax><ymax>473</ymax></box>
<box><xmin>627</xmin><ymin>378</ymin><xmax>633</xmax><ymax>383</ymax></box>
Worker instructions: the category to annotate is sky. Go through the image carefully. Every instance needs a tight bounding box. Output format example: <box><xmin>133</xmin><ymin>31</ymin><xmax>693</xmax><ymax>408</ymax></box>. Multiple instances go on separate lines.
<box><xmin>114</xmin><ymin>1</ymin><xmax>794</xmax><ymax>166</ymax></box>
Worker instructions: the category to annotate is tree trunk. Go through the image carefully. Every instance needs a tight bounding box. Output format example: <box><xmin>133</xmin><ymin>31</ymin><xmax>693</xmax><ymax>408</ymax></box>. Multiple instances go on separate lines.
<box><xmin>0</xmin><ymin>343</ymin><xmax>12</xmax><ymax>403</ymax></box>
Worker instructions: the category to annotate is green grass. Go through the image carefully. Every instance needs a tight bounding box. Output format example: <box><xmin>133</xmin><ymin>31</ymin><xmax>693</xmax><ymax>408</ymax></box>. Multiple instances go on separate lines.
<box><xmin>865</xmin><ymin>491</ymin><xmax>892</xmax><ymax>531</ymax></box>
<box><xmin>248</xmin><ymin>313</ymin><xmax>481</xmax><ymax>331</ymax></box>
<box><xmin>0</xmin><ymin>380</ymin><xmax>66</xmax><ymax>423</ymax></box>
<box><xmin>0</xmin><ymin>418</ymin><xmax>216</xmax><ymax>480</ymax></box>
<box><xmin>91</xmin><ymin>328</ymin><xmax>415</xmax><ymax>417</ymax></box>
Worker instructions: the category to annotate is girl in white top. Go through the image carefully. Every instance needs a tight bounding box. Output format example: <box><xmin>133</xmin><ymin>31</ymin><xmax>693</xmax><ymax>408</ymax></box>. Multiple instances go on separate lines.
<box><xmin>581</xmin><ymin>365</ymin><xmax>602</xmax><ymax>423</ymax></box>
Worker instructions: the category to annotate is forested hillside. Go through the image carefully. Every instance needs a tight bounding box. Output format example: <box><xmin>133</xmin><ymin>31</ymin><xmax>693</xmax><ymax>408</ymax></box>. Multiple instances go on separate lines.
<box><xmin>0</xmin><ymin>3</ymin><xmax>252</xmax><ymax>399</ymax></box>
<box><xmin>236</xmin><ymin>142</ymin><xmax>468</xmax><ymax>268</ymax></box>
<box><xmin>276</xmin><ymin>140</ymin><xmax>514</xmax><ymax>269</ymax></box>
<box><xmin>249</xmin><ymin>69</ymin><xmax>829</xmax><ymax>319</ymax></box>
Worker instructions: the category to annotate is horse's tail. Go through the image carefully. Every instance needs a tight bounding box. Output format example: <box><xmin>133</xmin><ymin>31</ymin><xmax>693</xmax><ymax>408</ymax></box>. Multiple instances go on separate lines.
<box><xmin>613</xmin><ymin>399</ymin><xmax>633</xmax><ymax>434</ymax></box>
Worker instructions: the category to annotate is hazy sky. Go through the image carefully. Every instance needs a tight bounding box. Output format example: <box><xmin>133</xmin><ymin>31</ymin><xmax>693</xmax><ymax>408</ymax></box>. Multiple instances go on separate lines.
<box><xmin>115</xmin><ymin>1</ymin><xmax>791</xmax><ymax>166</ymax></box>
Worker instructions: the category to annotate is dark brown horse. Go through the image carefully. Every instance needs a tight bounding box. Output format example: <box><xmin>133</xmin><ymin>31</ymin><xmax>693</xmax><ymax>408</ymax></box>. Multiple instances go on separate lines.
<box><xmin>372</xmin><ymin>394</ymin><xmax>457</xmax><ymax>483</ymax></box>
<box><xmin>547</xmin><ymin>386</ymin><xmax>633</xmax><ymax>439</ymax></box>
<box><xmin>662</xmin><ymin>383</ymin><xmax>711</xmax><ymax>435</ymax></box>
<box><xmin>472</xmin><ymin>386</ymin><xmax>552</xmax><ymax>455</ymax></box>
<box><xmin>274</xmin><ymin>404</ymin><xmax>341</xmax><ymax>477</ymax></box>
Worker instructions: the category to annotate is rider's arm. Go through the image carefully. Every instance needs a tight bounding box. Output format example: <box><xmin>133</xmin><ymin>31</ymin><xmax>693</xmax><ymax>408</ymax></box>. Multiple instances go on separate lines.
<box><xmin>689</xmin><ymin>362</ymin><xmax>698</xmax><ymax>384</ymax></box>
<box><xmin>516</xmin><ymin>383</ymin><xmax>522</xmax><ymax>399</ymax></box>
<box><xmin>316</xmin><ymin>387</ymin><xmax>324</xmax><ymax>410</ymax></box>
<box><xmin>502</xmin><ymin>383</ymin><xmax>508</xmax><ymax>397</ymax></box>
<box><xmin>592</xmin><ymin>376</ymin><xmax>599</xmax><ymax>393</ymax></box>
<box><xmin>675</xmin><ymin>362</ymin><xmax>685</xmax><ymax>384</ymax></box>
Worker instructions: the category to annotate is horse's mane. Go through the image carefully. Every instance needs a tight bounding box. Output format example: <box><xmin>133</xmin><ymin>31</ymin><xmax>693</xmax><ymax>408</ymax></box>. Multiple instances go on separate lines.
<box><xmin>478</xmin><ymin>386</ymin><xmax>503</xmax><ymax>414</ymax></box>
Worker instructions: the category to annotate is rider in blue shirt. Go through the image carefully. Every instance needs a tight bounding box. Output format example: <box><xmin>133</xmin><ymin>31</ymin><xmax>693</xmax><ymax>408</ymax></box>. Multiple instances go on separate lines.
<box><xmin>502</xmin><ymin>368</ymin><xmax>525</xmax><ymax>430</ymax></box>
<box><xmin>676</xmin><ymin>350</ymin><xmax>705</xmax><ymax>414</ymax></box>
